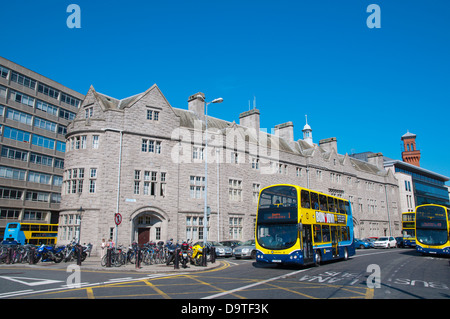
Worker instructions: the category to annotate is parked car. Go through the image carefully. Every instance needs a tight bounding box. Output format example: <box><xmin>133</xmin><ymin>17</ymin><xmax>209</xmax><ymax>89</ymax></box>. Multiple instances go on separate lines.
<box><xmin>354</xmin><ymin>238</ymin><xmax>371</xmax><ymax>249</ymax></box>
<box><xmin>373</xmin><ymin>236</ymin><xmax>397</xmax><ymax>249</ymax></box>
<box><xmin>193</xmin><ymin>241</ymin><xmax>233</xmax><ymax>257</ymax></box>
<box><xmin>220</xmin><ymin>240</ymin><xmax>243</xmax><ymax>250</ymax></box>
<box><xmin>395</xmin><ymin>237</ymin><xmax>404</xmax><ymax>248</ymax></box>
<box><xmin>233</xmin><ymin>240</ymin><xmax>256</xmax><ymax>259</ymax></box>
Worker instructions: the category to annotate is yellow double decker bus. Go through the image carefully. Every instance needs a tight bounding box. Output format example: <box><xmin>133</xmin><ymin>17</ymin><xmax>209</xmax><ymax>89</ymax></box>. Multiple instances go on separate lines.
<box><xmin>415</xmin><ymin>204</ymin><xmax>450</xmax><ymax>256</ymax></box>
<box><xmin>255</xmin><ymin>184</ymin><xmax>355</xmax><ymax>266</ymax></box>
<box><xmin>401</xmin><ymin>212</ymin><xmax>416</xmax><ymax>248</ymax></box>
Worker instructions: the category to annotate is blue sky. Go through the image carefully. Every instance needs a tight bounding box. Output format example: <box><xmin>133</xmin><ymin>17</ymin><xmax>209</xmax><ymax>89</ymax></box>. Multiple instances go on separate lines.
<box><xmin>2</xmin><ymin>0</ymin><xmax>450</xmax><ymax>181</ymax></box>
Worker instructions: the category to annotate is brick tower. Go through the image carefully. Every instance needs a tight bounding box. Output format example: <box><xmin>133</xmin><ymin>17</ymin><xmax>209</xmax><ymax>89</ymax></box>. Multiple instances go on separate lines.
<box><xmin>401</xmin><ymin>131</ymin><xmax>421</xmax><ymax>167</ymax></box>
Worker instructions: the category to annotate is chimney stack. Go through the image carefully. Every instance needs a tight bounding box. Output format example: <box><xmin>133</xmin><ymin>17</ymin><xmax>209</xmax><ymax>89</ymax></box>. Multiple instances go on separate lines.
<box><xmin>188</xmin><ymin>92</ymin><xmax>205</xmax><ymax>117</ymax></box>
<box><xmin>239</xmin><ymin>108</ymin><xmax>260</xmax><ymax>132</ymax></box>
<box><xmin>274</xmin><ymin>122</ymin><xmax>294</xmax><ymax>142</ymax></box>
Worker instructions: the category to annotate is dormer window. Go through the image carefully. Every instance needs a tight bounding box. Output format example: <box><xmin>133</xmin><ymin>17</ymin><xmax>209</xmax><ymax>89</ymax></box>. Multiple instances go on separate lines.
<box><xmin>85</xmin><ymin>106</ymin><xmax>93</xmax><ymax>118</ymax></box>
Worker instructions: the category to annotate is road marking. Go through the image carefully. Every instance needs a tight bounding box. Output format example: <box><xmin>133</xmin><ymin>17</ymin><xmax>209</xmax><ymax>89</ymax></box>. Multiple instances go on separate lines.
<box><xmin>0</xmin><ymin>276</ymin><xmax>63</xmax><ymax>286</ymax></box>
<box><xmin>143</xmin><ymin>279</ymin><xmax>171</xmax><ymax>299</ymax></box>
<box><xmin>203</xmin><ymin>268</ymin><xmax>311</xmax><ymax>299</ymax></box>
<box><xmin>86</xmin><ymin>287</ymin><xmax>95</xmax><ymax>299</ymax></box>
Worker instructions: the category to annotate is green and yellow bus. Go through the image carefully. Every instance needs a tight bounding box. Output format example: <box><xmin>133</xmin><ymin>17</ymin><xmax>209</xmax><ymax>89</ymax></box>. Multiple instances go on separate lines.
<box><xmin>401</xmin><ymin>212</ymin><xmax>416</xmax><ymax>248</ymax></box>
<box><xmin>415</xmin><ymin>204</ymin><xmax>450</xmax><ymax>256</ymax></box>
<box><xmin>255</xmin><ymin>184</ymin><xmax>355</xmax><ymax>266</ymax></box>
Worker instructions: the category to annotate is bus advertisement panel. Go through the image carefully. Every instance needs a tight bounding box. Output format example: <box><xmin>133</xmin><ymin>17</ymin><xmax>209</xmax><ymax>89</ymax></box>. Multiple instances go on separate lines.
<box><xmin>255</xmin><ymin>184</ymin><xmax>355</xmax><ymax>266</ymax></box>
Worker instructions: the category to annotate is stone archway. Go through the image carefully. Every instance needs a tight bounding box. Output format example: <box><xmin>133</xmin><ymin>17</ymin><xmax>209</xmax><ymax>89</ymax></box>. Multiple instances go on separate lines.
<box><xmin>130</xmin><ymin>207</ymin><xmax>169</xmax><ymax>245</ymax></box>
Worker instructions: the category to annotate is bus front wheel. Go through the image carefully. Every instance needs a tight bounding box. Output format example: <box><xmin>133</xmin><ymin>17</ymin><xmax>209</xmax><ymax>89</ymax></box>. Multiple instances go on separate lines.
<box><xmin>314</xmin><ymin>250</ymin><xmax>321</xmax><ymax>266</ymax></box>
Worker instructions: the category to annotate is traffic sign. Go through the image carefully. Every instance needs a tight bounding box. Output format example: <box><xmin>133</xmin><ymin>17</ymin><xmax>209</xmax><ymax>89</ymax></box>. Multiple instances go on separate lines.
<box><xmin>115</xmin><ymin>213</ymin><xmax>122</xmax><ymax>225</ymax></box>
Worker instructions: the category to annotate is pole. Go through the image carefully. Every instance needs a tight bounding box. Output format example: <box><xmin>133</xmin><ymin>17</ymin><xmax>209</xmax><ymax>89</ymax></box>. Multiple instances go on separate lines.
<box><xmin>385</xmin><ymin>185</ymin><xmax>392</xmax><ymax>236</ymax></box>
<box><xmin>115</xmin><ymin>130</ymin><xmax>123</xmax><ymax>248</ymax></box>
<box><xmin>204</xmin><ymin>102</ymin><xmax>208</xmax><ymax>246</ymax></box>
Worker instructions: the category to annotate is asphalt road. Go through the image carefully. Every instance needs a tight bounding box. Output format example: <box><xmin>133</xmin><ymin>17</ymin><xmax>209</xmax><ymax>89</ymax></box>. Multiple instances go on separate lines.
<box><xmin>0</xmin><ymin>248</ymin><xmax>448</xmax><ymax>303</ymax></box>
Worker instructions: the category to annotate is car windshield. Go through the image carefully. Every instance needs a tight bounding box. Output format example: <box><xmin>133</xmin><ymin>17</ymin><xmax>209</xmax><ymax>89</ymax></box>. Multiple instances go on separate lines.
<box><xmin>241</xmin><ymin>240</ymin><xmax>255</xmax><ymax>246</ymax></box>
<box><xmin>378</xmin><ymin>237</ymin><xmax>388</xmax><ymax>241</ymax></box>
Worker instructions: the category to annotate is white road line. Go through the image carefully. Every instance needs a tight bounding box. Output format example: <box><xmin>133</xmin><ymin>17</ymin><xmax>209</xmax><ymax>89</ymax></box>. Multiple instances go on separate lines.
<box><xmin>202</xmin><ymin>268</ymin><xmax>311</xmax><ymax>299</ymax></box>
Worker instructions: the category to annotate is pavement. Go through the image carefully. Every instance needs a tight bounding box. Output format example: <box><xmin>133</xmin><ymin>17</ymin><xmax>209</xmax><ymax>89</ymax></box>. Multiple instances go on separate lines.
<box><xmin>0</xmin><ymin>255</ymin><xmax>223</xmax><ymax>273</ymax></box>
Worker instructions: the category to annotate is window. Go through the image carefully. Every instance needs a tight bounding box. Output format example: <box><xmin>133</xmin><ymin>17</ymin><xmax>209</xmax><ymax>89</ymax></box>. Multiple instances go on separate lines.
<box><xmin>229</xmin><ymin>217</ymin><xmax>243</xmax><ymax>239</ymax></box>
<box><xmin>251</xmin><ymin>157</ymin><xmax>259</xmax><ymax>170</ymax></box>
<box><xmin>59</xmin><ymin>108</ymin><xmax>76</xmax><ymax>121</ymax></box>
<box><xmin>0</xmin><ymin>187</ymin><xmax>23</xmax><ymax>200</ymax></box>
<box><xmin>85</xmin><ymin>107</ymin><xmax>93</xmax><ymax>118</ymax></box>
<box><xmin>142</xmin><ymin>139</ymin><xmax>161</xmax><ymax>153</ymax></box>
<box><xmin>193</xmin><ymin>146</ymin><xmax>204</xmax><ymax>160</ymax></box>
<box><xmin>1</xmin><ymin>146</ymin><xmax>28</xmax><ymax>161</ymax></box>
<box><xmin>38</xmin><ymin>83</ymin><xmax>59</xmax><ymax>100</ymax></box>
<box><xmin>3</xmin><ymin>126</ymin><xmax>30</xmax><ymax>143</ymax></box>
<box><xmin>10</xmin><ymin>90</ymin><xmax>34</xmax><ymax>107</ymax></box>
<box><xmin>252</xmin><ymin>183</ymin><xmax>260</xmax><ymax>203</ymax></box>
<box><xmin>0</xmin><ymin>165</ymin><xmax>26</xmax><ymax>181</ymax></box>
<box><xmin>30</xmin><ymin>153</ymin><xmax>53</xmax><ymax>166</ymax></box>
<box><xmin>189</xmin><ymin>175</ymin><xmax>205</xmax><ymax>199</ymax></box>
<box><xmin>228</xmin><ymin>179</ymin><xmax>243</xmax><ymax>202</ymax></box>
<box><xmin>147</xmin><ymin>109</ymin><xmax>160</xmax><ymax>121</ymax></box>
<box><xmin>28</xmin><ymin>171</ymin><xmax>51</xmax><ymax>184</ymax></box>
<box><xmin>89</xmin><ymin>168</ymin><xmax>97</xmax><ymax>193</ymax></box>
<box><xmin>32</xmin><ymin>134</ymin><xmax>55</xmax><ymax>150</ymax></box>
<box><xmin>11</xmin><ymin>71</ymin><xmax>36</xmax><ymax>90</ymax></box>
<box><xmin>134</xmin><ymin>170</ymin><xmax>140</xmax><ymax>194</ymax></box>
<box><xmin>92</xmin><ymin>135</ymin><xmax>99</xmax><ymax>149</ymax></box>
<box><xmin>6</xmin><ymin>108</ymin><xmax>33</xmax><ymax>125</ymax></box>
<box><xmin>61</xmin><ymin>93</ymin><xmax>80</xmax><ymax>107</ymax></box>
<box><xmin>36</xmin><ymin>100</ymin><xmax>58</xmax><ymax>116</ymax></box>
<box><xmin>34</xmin><ymin>117</ymin><xmax>57</xmax><ymax>132</ymax></box>
<box><xmin>25</xmin><ymin>191</ymin><xmax>50</xmax><ymax>202</ymax></box>
<box><xmin>186</xmin><ymin>215</ymin><xmax>208</xmax><ymax>241</ymax></box>
<box><xmin>0</xmin><ymin>66</ymin><xmax>9</xmax><ymax>78</ymax></box>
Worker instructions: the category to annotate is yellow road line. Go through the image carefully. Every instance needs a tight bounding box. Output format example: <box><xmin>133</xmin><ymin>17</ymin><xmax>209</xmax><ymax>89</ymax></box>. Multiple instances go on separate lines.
<box><xmin>143</xmin><ymin>279</ymin><xmax>171</xmax><ymax>299</ymax></box>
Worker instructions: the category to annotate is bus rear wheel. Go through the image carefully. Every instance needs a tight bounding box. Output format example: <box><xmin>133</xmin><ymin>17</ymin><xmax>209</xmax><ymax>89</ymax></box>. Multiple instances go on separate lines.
<box><xmin>314</xmin><ymin>250</ymin><xmax>321</xmax><ymax>266</ymax></box>
<box><xmin>343</xmin><ymin>247</ymin><xmax>349</xmax><ymax>260</ymax></box>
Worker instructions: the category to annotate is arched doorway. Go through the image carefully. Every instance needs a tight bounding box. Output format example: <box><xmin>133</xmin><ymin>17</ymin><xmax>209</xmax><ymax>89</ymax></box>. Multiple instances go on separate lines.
<box><xmin>132</xmin><ymin>211</ymin><xmax>165</xmax><ymax>245</ymax></box>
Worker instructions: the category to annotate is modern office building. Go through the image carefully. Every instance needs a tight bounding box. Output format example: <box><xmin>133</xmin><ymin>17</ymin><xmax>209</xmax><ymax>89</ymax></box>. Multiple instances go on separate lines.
<box><xmin>351</xmin><ymin>131</ymin><xmax>450</xmax><ymax>213</ymax></box>
<box><xmin>0</xmin><ymin>56</ymin><xmax>84</xmax><ymax>239</ymax></box>
<box><xmin>59</xmin><ymin>84</ymin><xmax>401</xmax><ymax>254</ymax></box>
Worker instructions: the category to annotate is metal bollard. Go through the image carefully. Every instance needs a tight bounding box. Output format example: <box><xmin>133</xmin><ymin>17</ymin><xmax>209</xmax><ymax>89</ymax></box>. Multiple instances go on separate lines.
<box><xmin>6</xmin><ymin>248</ymin><xmax>12</xmax><ymax>264</ymax></box>
<box><xmin>135</xmin><ymin>247</ymin><xmax>141</xmax><ymax>269</ymax></box>
<box><xmin>29</xmin><ymin>247</ymin><xmax>35</xmax><ymax>265</ymax></box>
<box><xmin>202</xmin><ymin>246</ymin><xmax>207</xmax><ymax>267</ymax></box>
<box><xmin>210</xmin><ymin>247</ymin><xmax>216</xmax><ymax>264</ymax></box>
<box><xmin>174</xmin><ymin>248</ymin><xmax>180</xmax><ymax>269</ymax></box>
<box><xmin>76</xmin><ymin>245</ymin><xmax>82</xmax><ymax>266</ymax></box>
<box><xmin>106</xmin><ymin>248</ymin><xmax>112</xmax><ymax>267</ymax></box>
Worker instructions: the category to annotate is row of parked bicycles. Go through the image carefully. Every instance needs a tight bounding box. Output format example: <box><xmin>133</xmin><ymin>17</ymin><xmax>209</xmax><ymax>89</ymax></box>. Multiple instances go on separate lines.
<box><xmin>0</xmin><ymin>240</ymin><xmax>92</xmax><ymax>264</ymax></box>
<box><xmin>101</xmin><ymin>241</ymin><xmax>213</xmax><ymax>268</ymax></box>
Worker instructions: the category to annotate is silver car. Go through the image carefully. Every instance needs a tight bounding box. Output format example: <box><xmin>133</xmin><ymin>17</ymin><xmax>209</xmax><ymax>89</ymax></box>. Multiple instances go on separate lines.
<box><xmin>233</xmin><ymin>239</ymin><xmax>256</xmax><ymax>259</ymax></box>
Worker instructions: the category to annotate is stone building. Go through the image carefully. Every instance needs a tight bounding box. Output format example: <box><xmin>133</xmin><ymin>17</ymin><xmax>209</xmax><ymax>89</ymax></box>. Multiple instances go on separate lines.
<box><xmin>59</xmin><ymin>84</ymin><xmax>401</xmax><ymax>254</ymax></box>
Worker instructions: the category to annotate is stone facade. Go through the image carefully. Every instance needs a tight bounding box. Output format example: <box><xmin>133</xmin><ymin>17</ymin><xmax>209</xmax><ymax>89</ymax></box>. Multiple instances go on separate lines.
<box><xmin>59</xmin><ymin>84</ymin><xmax>401</xmax><ymax>255</ymax></box>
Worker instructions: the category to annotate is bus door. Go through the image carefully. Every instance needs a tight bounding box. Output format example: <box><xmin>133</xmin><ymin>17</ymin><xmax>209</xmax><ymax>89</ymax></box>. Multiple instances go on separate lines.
<box><xmin>302</xmin><ymin>224</ymin><xmax>314</xmax><ymax>264</ymax></box>
<box><xmin>331</xmin><ymin>226</ymin><xmax>339</xmax><ymax>258</ymax></box>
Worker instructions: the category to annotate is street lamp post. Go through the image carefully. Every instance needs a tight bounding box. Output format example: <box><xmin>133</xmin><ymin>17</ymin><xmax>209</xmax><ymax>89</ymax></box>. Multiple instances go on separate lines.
<box><xmin>201</xmin><ymin>95</ymin><xmax>223</xmax><ymax>246</ymax></box>
<box><xmin>77</xmin><ymin>206</ymin><xmax>85</xmax><ymax>244</ymax></box>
